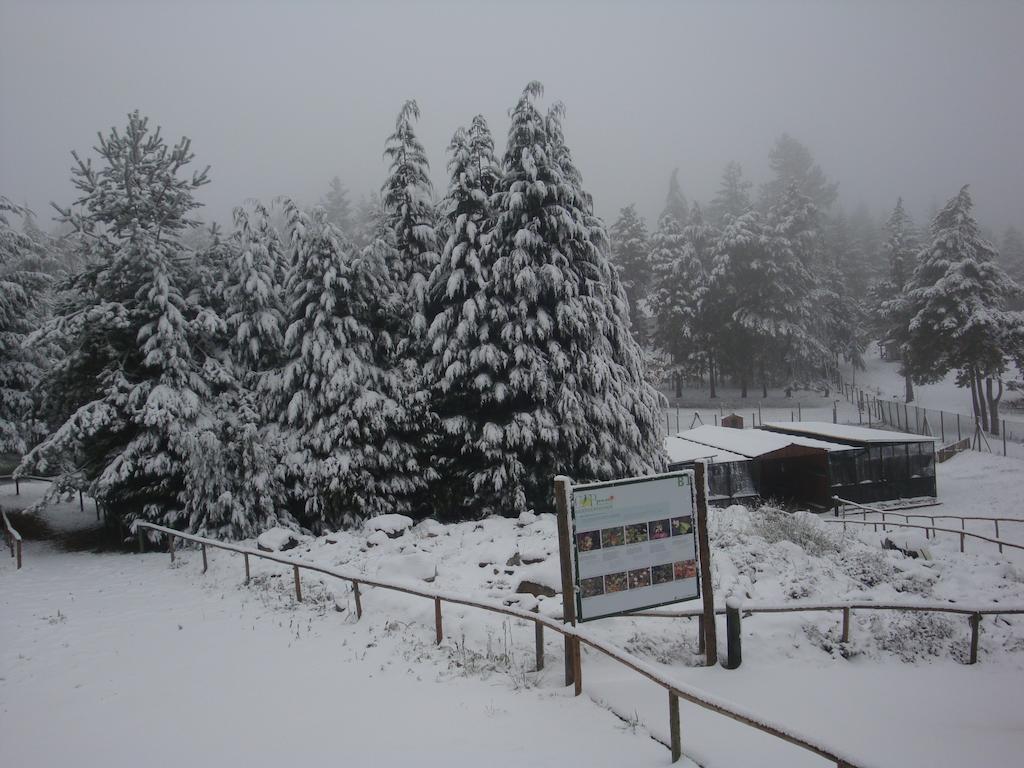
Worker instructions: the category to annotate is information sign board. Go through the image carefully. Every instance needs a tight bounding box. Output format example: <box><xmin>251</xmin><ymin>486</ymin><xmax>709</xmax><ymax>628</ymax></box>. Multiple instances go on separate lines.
<box><xmin>570</xmin><ymin>471</ymin><xmax>700</xmax><ymax>622</ymax></box>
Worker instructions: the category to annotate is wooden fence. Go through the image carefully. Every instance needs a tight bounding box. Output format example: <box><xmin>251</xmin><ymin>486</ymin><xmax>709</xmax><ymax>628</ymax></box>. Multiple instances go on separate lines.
<box><xmin>633</xmin><ymin>599</ymin><xmax>1024</xmax><ymax>666</ymax></box>
<box><xmin>2</xmin><ymin>509</ymin><xmax>22</xmax><ymax>569</ymax></box>
<box><xmin>831</xmin><ymin>496</ymin><xmax>1024</xmax><ymax>555</ymax></box>
<box><xmin>134</xmin><ymin>521</ymin><xmax>872</xmax><ymax>768</ymax></box>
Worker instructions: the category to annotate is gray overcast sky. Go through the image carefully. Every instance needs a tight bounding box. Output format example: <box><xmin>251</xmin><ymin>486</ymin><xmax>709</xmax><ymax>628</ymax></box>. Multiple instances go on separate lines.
<box><xmin>2</xmin><ymin>0</ymin><xmax>1022</xmax><ymax>235</ymax></box>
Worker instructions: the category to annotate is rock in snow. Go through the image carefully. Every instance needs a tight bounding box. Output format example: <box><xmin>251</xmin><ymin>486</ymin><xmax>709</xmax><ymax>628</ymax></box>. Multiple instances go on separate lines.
<box><xmin>366</xmin><ymin>514</ymin><xmax>414</xmax><ymax>538</ymax></box>
<box><xmin>256</xmin><ymin>527</ymin><xmax>301</xmax><ymax>552</ymax></box>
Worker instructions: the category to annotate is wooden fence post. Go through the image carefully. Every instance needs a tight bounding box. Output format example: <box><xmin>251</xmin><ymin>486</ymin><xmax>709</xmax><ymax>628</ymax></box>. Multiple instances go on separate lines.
<box><xmin>960</xmin><ymin>519</ymin><xmax>966</xmax><ymax>553</ymax></box>
<box><xmin>694</xmin><ymin>462</ymin><xmax>718</xmax><ymax>666</ymax></box>
<box><xmin>842</xmin><ymin>607</ymin><xmax>851</xmax><ymax>643</ymax></box>
<box><xmin>168</xmin><ymin>533</ymin><xmax>175</xmax><ymax>563</ymax></box>
<box><xmin>353</xmin><ymin>580</ymin><xmax>362</xmax><ymax>619</ymax></box>
<box><xmin>572</xmin><ymin>636</ymin><xmax>582</xmax><ymax>696</ymax></box>
<box><xmin>940</xmin><ymin>411</ymin><xmax>945</xmax><ymax>443</ymax></box>
<box><xmin>725</xmin><ymin>599</ymin><xmax>742</xmax><ymax>669</ymax></box>
<box><xmin>995</xmin><ymin>521</ymin><xmax>1002</xmax><ymax>554</ymax></box>
<box><xmin>434</xmin><ymin>597</ymin><xmax>443</xmax><ymax>645</ymax></box>
<box><xmin>293</xmin><ymin>565</ymin><xmax>302</xmax><ymax>602</ymax></box>
<box><xmin>201</xmin><ymin>543</ymin><xmax>208</xmax><ymax>574</ymax></box>
<box><xmin>554</xmin><ymin>475</ymin><xmax>577</xmax><ymax>687</ymax></box>
<box><xmin>968</xmin><ymin>613</ymin><xmax>981</xmax><ymax>664</ymax></box>
<box><xmin>535</xmin><ymin>621</ymin><xmax>544</xmax><ymax>671</ymax></box>
<box><xmin>244</xmin><ymin>553</ymin><xmax>250</xmax><ymax>584</ymax></box>
<box><xmin>16</xmin><ymin>539</ymin><xmax>22</xmax><ymax>569</ymax></box>
<box><xmin>669</xmin><ymin>691</ymin><xmax>682</xmax><ymax>763</ymax></box>
<box><xmin>14</xmin><ymin>477</ymin><xmax>19</xmax><ymax>495</ymax></box>
<box><xmin>79</xmin><ymin>490</ymin><xmax>84</xmax><ymax>511</ymax></box>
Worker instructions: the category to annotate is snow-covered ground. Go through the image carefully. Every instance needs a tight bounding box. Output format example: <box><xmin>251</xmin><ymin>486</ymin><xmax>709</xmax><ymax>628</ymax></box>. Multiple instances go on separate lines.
<box><xmin>4</xmin><ymin>454</ymin><xmax>1024</xmax><ymax>767</ymax></box>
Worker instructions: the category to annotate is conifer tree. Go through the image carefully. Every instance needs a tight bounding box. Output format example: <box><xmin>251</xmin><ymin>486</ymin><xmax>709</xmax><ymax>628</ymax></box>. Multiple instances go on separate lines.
<box><xmin>21</xmin><ymin>113</ymin><xmax>211</xmax><ymax>528</ymax></box>
<box><xmin>649</xmin><ymin>205</ymin><xmax>717</xmax><ymax>393</ymax></box>
<box><xmin>709</xmin><ymin>161</ymin><xmax>752</xmax><ymax>226</ymax></box>
<box><xmin>224</xmin><ymin>202</ymin><xmax>286</xmax><ymax>377</ymax></box>
<box><xmin>903</xmin><ymin>186</ymin><xmax>1024</xmax><ymax>433</ymax></box>
<box><xmin>272</xmin><ymin>200</ymin><xmax>423</xmax><ymax>529</ymax></box>
<box><xmin>0</xmin><ymin>197</ymin><xmax>51</xmax><ymax>455</ymax></box>
<box><xmin>871</xmin><ymin>198</ymin><xmax>919</xmax><ymax>400</ymax></box>
<box><xmin>1001</xmin><ymin>226</ymin><xmax>1024</xmax><ymax>288</ymax></box>
<box><xmin>481</xmin><ymin>83</ymin><xmax>663</xmax><ymax>514</ymax></box>
<box><xmin>608</xmin><ymin>204</ymin><xmax>650</xmax><ymax>327</ymax></box>
<box><xmin>380</xmin><ymin>100</ymin><xmax>439</xmax><ymax>343</ymax></box>
<box><xmin>761</xmin><ymin>133</ymin><xmax>838</xmax><ymax>212</ymax></box>
<box><xmin>321</xmin><ymin>176</ymin><xmax>353</xmax><ymax>233</ymax></box>
<box><xmin>663</xmin><ymin>168</ymin><xmax>689</xmax><ymax>228</ymax></box>
<box><xmin>425</xmin><ymin>117</ymin><xmax>502</xmax><ymax>517</ymax></box>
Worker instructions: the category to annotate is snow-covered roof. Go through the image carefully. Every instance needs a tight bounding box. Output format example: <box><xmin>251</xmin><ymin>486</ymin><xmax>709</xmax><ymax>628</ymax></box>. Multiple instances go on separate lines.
<box><xmin>762</xmin><ymin>422</ymin><xmax>937</xmax><ymax>444</ymax></box>
<box><xmin>674</xmin><ymin>425</ymin><xmax>857</xmax><ymax>458</ymax></box>
<box><xmin>664</xmin><ymin>436</ymin><xmax>750</xmax><ymax>465</ymax></box>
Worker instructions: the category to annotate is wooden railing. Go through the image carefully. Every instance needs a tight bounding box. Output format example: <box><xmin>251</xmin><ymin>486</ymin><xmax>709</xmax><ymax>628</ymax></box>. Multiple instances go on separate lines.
<box><xmin>134</xmin><ymin>521</ymin><xmax>871</xmax><ymax>768</ymax></box>
<box><xmin>634</xmin><ymin>599</ymin><xmax>1024</xmax><ymax>666</ymax></box>
<box><xmin>832</xmin><ymin>496</ymin><xmax>1024</xmax><ymax>554</ymax></box>
<box><xmin>2</xmin><ymin>509</ymin><xmax>22</xmax><ymax>569</ymax></box>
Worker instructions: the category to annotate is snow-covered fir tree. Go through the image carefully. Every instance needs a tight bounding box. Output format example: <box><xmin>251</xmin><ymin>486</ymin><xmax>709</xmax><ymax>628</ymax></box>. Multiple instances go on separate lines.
<box><xmin>870</xmin><ymin>198</ymin><xmax>920</xmax><ymax>400</ymax></box>
<box><xmin>1001</xmin><ymin>226</ymin><xmax>1024</xmax><ymax>288</ymax></box>
<box><xmin>0</xmin><ymin>197</ymin><xmax>51</xmax><ymax>455</ymax></box>
<box><xmin>321</xmin><ymin>176</ymin><xmax>353</xmax><ymax>234</ymax></box>
<box><xmin>424</xmin><ymin>116</ymin><xmax>503</xmax><ymax>517</ymax></box>
<box><xmin>380</xmin><ymin>99</ymin><xmax>440</xmax><ymax>343</ymax></box>
<box><xmin>21</xmin><ymin>112</ymin><xmax>210</xmax><ymax>528</ymax></box>
<box><xmin>271</xmin><ymin>200</ymin><xmax>425</xmax><ymax>529</ymax></box>
<box><xmin>480</xmin><ymin>82</ymin><xmax>664</xmax><ymax>515</ymax></box>
<box><xmin>608</xmin><ymin>204</ymin><xmax>650</xmax><ymax>327</ymax></box>
<box><xmin>224</xmin><ymin>202</ymin><xmax>286</xmax><ymax>377</ymax></box>
<box><xmin>761</xmin><ymin>133</ymin><xmax>838</xmax><ymax>212</ymax></box>
<box><xmin>709</xmin><ymin>161</ymin><xmax>753</xmax><ymax>226</ymax></box>
<box><xmin>902</xmin><ymin>186</ymin><xmax>1024</xmax><ymax>434</ymax></box>
<box><xmin>663</xmin><ymin>168</ymin><xmax>689</xmax><ymax>229</ymax></box>
<box><xmin>648</xmin><ymin>205</ymin><xmax>715</xmax><ymax>395</ymax></box>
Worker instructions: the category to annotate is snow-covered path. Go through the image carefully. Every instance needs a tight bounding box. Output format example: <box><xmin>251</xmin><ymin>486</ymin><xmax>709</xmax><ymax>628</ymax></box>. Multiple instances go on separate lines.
<box><xmin>0</xmin><ymin>541</ymin><xmax>670</xmax><ymax>768</ymax></box>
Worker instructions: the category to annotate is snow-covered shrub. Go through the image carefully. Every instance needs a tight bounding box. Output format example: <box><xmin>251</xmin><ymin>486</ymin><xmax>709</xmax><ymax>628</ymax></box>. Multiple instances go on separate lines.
<box><xmin>749</xmin><ymin>506</ymin><xmax>842</xmax><ymax>557</ymax></box>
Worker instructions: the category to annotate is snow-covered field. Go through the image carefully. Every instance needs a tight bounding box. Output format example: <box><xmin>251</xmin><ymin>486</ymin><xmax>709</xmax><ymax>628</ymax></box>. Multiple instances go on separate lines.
<box><xmin>4</xmin><ymin>453</ymin><xmax>1024</xmax><ymax>767</ymax></box>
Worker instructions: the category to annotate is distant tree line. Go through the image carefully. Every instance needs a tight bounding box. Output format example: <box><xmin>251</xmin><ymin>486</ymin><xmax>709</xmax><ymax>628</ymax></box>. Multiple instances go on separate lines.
<box><xmin>609</xmin><ymin>135</ymin><xmax>1024</xmax><ymax>432</ymax></box>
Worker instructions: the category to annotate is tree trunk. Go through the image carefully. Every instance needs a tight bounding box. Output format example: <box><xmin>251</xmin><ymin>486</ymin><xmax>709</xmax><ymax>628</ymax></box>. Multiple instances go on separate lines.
<box><xmin>986</xmin><ymin>377</ymin><xmax>1003</xmax><ymax>436</ymax></box>
<box><xmin>760</xmin><ymin>359</ymin><xmax>768</xmax><ymax>399</ymax></box>
<box><xmin>904</xmin><ymin>370</ymin><xmax>914</xmax><ymax>403</ymax></box>
<box><xmin>740</xmin><ymin>370</ymin><xmax>748</xmax><ymax>399</ymax></box>
<box><xmin>709</xmin><ymin>353</ymin><xmax>717</xmax><ymax>399</ymax></box>
<box><xmin>968</xmin><ymin>368</ymin><xmax>982</xmax><ymax>430</ymax></box>
<box><xmin>674</xmin><ymin>370</ymin><xmax>682</xmax><ymax>398</ymax></box>
<box><xmin>970</xmin><ymin>370</ymin><xmax>987</xmax><ymax>436</ymax></box>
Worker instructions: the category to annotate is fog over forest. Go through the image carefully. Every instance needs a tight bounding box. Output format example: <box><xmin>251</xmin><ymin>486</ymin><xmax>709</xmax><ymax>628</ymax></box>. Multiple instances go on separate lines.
<box><xmin>2</xmin><ymin>0</ymin><xmax>1022</xmax><ymax>234</ymax></box>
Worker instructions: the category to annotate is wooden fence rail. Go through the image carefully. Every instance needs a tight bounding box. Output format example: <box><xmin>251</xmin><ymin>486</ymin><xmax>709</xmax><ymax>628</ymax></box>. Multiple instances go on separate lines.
<box><xmin>832</xmin><ymin>496</ymin><xmax>1024</xmax><ymax>555</ymax></box>
<box><xmin>2</xmin><ymin>509</ymin><xmax>22</xmax><ymax>569</ymax></box>
<box><xmin>634</xmin><ymin>598</ymin><xmax>1024</xmax><ymax>666</ymax></box>
<box><xmin>134</xmin><ymin>521</ymin><xmax>872</xmax><ymax>768</ymax></box>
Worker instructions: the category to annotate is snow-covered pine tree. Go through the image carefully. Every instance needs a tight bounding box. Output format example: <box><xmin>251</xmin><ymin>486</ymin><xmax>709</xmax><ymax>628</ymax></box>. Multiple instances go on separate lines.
<box><xmin>424</xmin><ymin>116</ymin><xmax>503</xmax><ymax>518</ymax></box>
<box><xmin>0</xmin><ymin>197</ymin><xmax>51</xmax><ymax>455</ymax></box>
<box><xmin>870</xmin><ymin>198</ymin><xmax>920</xmax><ymax>400</ymax></box>
<box><xmin>706</xmin><ymin>183</ymin><xmax>820</xmax><ymax>398</ymax></box>
<box><xmin>760</xmin><ymin>133</ymin><xmax>838</xmax><ymax>212</ymax></box>
<box><xmin>271</xmin><ymin>200</ymin><xmax>424</xmax><ymax>529</ymax></box>
<box><xmin>709</xmin><ymin>161</ymin><xmax>753</xmax><ymax>226</ymax></box>
<box><xmin>1000</xmin><ymin>227</ymin><xmax>1024</xmax><ymax>289</ymax></box>
<box><xmin>481</xmin><ymin>83</ymin><xmax>664</xmax><ymax>515</ymax></box>
<box><xmin>608</xmin><ymin>204</ymin><xmax>650</xmax><ymax>330</ymax></box>
<box><xmin>381</xmin><ymin>99</ymin><xmax>440</xmax><ymax>343</ymax></box>
<box><xmin>224</xmin><ymin>202</ymin><xmax>286</xmax><ymax>377</ymax></box>
<box><xmin>648</xmin><ymin>206</ymin><xmax>715</xmax><ymax>396</ymax></box>
<box><xmin>902</xmin><ymin>186</ymin><xmax>1024</xmax><ymax>434</ymax></box>
<box><xmin>321</xmin><ymin>176</ymin><xmax>353</xmax><ymax>234</ymax></box>
<box><xmin>21</xmin><ymin>112</ymin><xmax>210</xmax><ymax>528</ymax></box>
<box><xmin>663</xmin><ymin>168</ymin><xmax>689</xmax><ymax>228</ymax></box>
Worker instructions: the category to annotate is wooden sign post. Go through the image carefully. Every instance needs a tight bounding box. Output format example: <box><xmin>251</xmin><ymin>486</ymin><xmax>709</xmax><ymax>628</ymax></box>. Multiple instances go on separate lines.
<box><xmin>693</xmin><ymin>461</ymin><xmax>717</xmax><ymax>666</ymax></box>
<box><xmin>554</xmin><ymin>475</ymin><xmax>577</xmax><ymax>688</ymax></box>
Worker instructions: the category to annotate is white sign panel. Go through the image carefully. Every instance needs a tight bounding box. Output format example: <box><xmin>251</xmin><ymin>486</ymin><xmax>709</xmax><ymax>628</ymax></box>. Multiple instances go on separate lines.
<box><xmin>571</xmin><ymin>472</ymin><xmax>699</xmax><ymax>622</ymax></box>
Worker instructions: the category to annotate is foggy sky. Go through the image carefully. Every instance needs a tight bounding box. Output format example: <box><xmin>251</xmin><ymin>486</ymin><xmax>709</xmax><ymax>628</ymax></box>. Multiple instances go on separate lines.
<box><xmin>2</xmin><ymin>0</ymin><xmax>1022</xmax><ymax>237</ymax></box>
